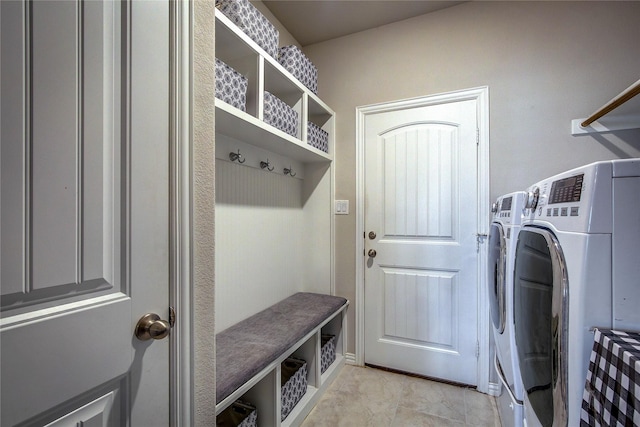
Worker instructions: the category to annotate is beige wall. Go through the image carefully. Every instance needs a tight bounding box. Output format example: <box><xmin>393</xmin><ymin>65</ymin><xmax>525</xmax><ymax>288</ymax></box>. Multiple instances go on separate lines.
<box><xmin>302</xmin><ymin>1</ymin><xmax>640</xmax><ymax>354</ymax></box>
<box><xmin>194</xmin><ymin>0</ymin><xmax>216</xmax><ymax>423</ymax></box>
<box><xmin>251</xmin><ymin>0</ymin><xmax>301</xmax><ymax>48</ymax></box>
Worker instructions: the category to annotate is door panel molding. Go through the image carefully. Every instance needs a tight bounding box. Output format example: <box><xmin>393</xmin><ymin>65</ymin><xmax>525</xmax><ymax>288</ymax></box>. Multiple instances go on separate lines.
<box><xmin>1</xmin><ymin>0</ymin><xmax>122</xmax><ymax>315</ymax></box>
<box><xmin>355</xmin><ymin>86</ymin><xmax>490</xmax><ymax>392</ymax></box>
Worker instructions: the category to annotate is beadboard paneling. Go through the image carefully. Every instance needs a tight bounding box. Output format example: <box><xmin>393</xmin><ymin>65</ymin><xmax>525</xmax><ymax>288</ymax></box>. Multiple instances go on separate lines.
<box><xmin>215</xmin><ymin>159</ymin><xmax>306</xmax><ymax>331</ymax></box>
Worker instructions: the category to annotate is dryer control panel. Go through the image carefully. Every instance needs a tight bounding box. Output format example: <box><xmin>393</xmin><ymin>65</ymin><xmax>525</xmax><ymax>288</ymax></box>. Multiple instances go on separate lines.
<box><xmin>523</xmin><ymin>161</ymin><xmax>616</xmax><ymax>233</ymax></box>
<box><xmin>549</xmin><ymin>174</ymin><xmax>584</xmax><ymax>204</ymax></box>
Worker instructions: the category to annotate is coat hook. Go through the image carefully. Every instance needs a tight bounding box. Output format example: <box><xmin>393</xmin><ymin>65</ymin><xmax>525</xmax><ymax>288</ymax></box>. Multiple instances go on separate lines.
<box><xmin>284</xmin><ymin>166</ymin><xmax>296</xmax><ymax>177</ymax></box>
<box><xmin>229</xmin><ymin>149</ymin><xmax>245</xmax><ymax>164</ymax></box>
<box><xmin>260</xmin><ymin>159</ymin><xmax>275</xmax><ymax>171</ymax></box>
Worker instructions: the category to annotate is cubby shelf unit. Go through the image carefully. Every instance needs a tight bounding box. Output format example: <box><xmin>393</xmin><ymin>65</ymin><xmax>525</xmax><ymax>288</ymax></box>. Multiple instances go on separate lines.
<box><xmin>214</xmin><ymin>5</ymin><xmax>340</xmax><ymax>427</ymax></box>
<box><xmin>214</xmin><ymin>309</ymin><xmax>347</xmax><ymax>427</ymax></box>
<box><xmin>215</xmin><ymin>9</ymin><xmax>334</xmax><ymax>163</ymax></box>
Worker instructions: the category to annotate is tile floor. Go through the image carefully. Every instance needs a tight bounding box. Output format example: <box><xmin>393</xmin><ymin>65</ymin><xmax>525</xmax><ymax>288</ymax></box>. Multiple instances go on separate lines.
<box><xmin>301</xmin><ymin>365</ymin><xmax>501</xmax><ymax>427</ymax></box>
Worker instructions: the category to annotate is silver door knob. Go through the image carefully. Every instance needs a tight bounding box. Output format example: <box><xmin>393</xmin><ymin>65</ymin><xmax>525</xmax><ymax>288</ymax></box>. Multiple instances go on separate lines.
<box><xmin>368</xmin><ymin>249</ymin><xmax>377</xmax><ymax>258</ymax></box>
<box><xmin>135</xmin><ymin>308</ymin><xmax>175</xmax><ymax>341</ymax></box>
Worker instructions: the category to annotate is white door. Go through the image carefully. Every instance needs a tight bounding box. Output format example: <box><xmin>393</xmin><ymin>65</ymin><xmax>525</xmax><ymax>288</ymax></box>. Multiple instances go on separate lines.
<box><xmin>1</xmin><ymin>1</ymin><xmax>173</xmax><ymax>425</ymax></box>
<box><xmin>363</xmin><ymin>97</ymin><xmax>480</xmax><ymax>385</ymax></box>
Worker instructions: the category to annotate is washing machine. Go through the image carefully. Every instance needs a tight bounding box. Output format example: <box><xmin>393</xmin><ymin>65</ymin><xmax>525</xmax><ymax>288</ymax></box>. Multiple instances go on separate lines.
<box><xmin>489</xmin><ymin>192</ymin><xmax>527</xmax><ymax>427</ymax></box>
<box><xmin>512</xmin><ymin>158</ymin><xmax>640</xmax><ymax>426</ymax></box>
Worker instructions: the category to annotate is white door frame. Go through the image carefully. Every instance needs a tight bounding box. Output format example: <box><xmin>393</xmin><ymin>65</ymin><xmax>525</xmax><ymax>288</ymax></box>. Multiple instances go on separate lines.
<box><xmin>355</xmin><ymin>87</ymin><xmax>491</xmax><ymax>393</ymax></box>
<box><xmin>172</xmin><ymin>0</ymin><xmax>194</xmax><ymax>424</ymax></box>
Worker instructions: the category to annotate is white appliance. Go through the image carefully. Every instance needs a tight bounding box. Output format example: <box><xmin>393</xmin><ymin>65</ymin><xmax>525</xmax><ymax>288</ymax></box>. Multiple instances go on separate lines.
<box><xmin>488</xmin><ymin>192</ymin><xmax>526</xmax><ymax>427</ymax></box>
<box><xmin>513</xmin><ymin>159</ymin><xmax>640</xmax><ymax>426</ymax></box>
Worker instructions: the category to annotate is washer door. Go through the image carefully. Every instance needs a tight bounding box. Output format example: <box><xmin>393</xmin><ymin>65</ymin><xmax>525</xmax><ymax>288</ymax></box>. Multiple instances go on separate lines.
<box><xmin>513</xmin><ymin>227</ymin><xmax>568</xmax><ymax>427</ymax></box>
<box><xmin>488</xmin><ymin>222</ymin><xmax>507</xmax><ymax>333</ymax></box>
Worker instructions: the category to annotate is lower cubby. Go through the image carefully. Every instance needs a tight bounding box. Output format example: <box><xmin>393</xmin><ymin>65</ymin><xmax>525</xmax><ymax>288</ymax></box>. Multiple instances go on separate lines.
<box><xmin>215</xmin><ymin>304</ymin><xmax>347</xmax><ymax>427</ymax></box>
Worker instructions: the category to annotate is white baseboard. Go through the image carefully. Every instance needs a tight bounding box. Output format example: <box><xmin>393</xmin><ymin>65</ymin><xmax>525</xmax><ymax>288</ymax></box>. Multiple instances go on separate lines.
<box><xmin>486</xmin><ymin>381</ymin><xmax>502</xmax><ymax>397</ymax></box>
<box><xmin>345</xmin><ymin>352</ymin><xmax>357</xmax><ymax>365</ymax></box>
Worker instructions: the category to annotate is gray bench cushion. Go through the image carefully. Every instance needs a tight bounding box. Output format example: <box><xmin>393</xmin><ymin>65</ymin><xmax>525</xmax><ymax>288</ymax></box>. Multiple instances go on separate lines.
<box><xmin>216</xmin><ymin>292</ymin><xmax>348</xmax><ymax>404</ymax></box>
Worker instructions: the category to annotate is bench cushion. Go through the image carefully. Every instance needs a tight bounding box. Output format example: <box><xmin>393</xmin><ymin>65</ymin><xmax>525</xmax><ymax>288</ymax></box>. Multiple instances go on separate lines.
<box><xmin>216</xmin><ymin>292</ymin><xmax>348</xmax><ymax>404</ymax></box>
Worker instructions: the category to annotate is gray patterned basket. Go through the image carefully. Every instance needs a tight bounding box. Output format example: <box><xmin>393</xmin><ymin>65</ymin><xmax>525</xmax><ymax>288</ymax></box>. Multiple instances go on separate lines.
<box><xmin>281</xmin><ymin>357</ymin><xmax>307</xmax><ymax>421</ymax></box>
<box><xmin>216</xmin><ymin>400</ymin><xmax>257</xmax><ymax>427</ymax></box>
<box><xmin>215</xmin><ymin>58</ymin><xmax>248</xmax><ymax>112</ymax></box>
<box><xmin>320</xmin><ymin>334</ymin><xmax>336</xmax><ymax>373</ymax></box>
<box><xmin>307</xmin><ymin>122</ymin><xmax>329</xmax><ymax>153</ymax></box>
<box><xmin>278</xmin><ymin>45</ymin><xmax>318</xmax><ymax>94</ymax></box>
<box><xmin>264</xmin><ymin>91</ymin><xmax>298</xmax><ymax>137</ymax></box>
<box><xmin>216</xmin><ymin>0</ymin><xmax>279</xmax><ymax>59</ymax></box>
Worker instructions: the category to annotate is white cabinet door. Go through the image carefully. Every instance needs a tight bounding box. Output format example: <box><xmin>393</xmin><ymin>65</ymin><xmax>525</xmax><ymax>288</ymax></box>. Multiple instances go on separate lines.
<box><xmin>363</xmin><ymin>98</ymin><xmax>480</xmax><ymax>385</ymax></box>
<box><xmin>1</xmin><ymin>1</ymin><xmax>172</xmax><ymax>425</ymax></box>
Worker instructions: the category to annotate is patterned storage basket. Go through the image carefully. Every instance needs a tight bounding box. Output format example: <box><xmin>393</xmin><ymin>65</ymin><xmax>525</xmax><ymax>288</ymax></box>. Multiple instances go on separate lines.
<box><xmin>281</xmin><ymin>357</ymin><xmax>307</xmax><ymax>421</ymax></box>
<box><xmin>278</xmin><ymin>45</ymin><xmax>318</xmax><ymax>94</ymax></box>
<box><xmin>320</xmin><ymin>335</ymin><xmax>336</xmax><ymax>373</ymax></box>
<box><xmin>264</xmin><ymin>91</ymin><xmax>298</xmax><ymax>137</ymax></box>
<box><xmin>216</xmin><ymin>0</ymin><xmax>279</xmax><ymax>59</ymax></box>
<box><xmin>307</xmin><ymin>122</ymin><xmax>329</xmax><ymax>153</ymax></box>
<box><xmin>215</xmin><ymin>58</ymin><xmax>248</xmax><ymax>112</ymax></box>
<box><xmin>216</xmin><ymin>400</ymin><xmax>257</xmax><ymax>427</ymax></box>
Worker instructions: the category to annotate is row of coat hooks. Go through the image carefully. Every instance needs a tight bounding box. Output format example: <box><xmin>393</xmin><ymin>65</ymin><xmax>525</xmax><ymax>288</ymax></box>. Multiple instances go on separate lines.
<box><xmin>229</xmin><ymin>149</ymin><xmax>297</xmax><ymax>177</ymax></box>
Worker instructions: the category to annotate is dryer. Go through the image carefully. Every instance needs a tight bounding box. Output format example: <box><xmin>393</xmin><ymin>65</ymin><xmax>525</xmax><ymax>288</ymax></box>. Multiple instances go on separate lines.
<box><xmin>513</xmin><ymin>159</ymin><xmax>640</xmax><ymax>426</ymax></box>
<box><xmin>488</xmin><ymin>192</ymin><xmax>526</xmax><ymax>427</ymax></box>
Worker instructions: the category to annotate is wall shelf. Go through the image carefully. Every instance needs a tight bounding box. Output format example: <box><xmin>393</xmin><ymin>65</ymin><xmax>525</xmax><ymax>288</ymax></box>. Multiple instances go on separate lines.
<box><xmin>216</xmin><ymin>100</ymin><xmax>331</xmax><ymax>163</ymax></box>
<box><xmin>572</xmin><ymin>78</ymin><xmax>640</xmax><ymax>135</ymax></box>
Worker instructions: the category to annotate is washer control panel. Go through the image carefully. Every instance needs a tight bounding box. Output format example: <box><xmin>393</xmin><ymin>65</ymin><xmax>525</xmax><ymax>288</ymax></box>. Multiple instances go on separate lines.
<box><xmin>549</xmin><ymin>174</ymin><xmax>584</xmax><ymax>204</ymax></box>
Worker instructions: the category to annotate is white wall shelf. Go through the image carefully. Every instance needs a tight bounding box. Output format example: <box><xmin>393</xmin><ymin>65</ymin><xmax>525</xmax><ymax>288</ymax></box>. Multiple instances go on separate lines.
<box><xmin>572</xmin><ymin>78</ymin><xmax>640</xmax><ymax>135</ymax></box>
<box><xmin>216</xmin><ymin>99</ymin><xmax>331</xmax><ymax>163</ymax></box>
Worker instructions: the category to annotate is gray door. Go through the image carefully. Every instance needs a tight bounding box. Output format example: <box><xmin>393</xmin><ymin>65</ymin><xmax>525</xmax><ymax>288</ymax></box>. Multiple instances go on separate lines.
<box><xmin>1</xmin><ymin>1</ymin><xmax>172</xmax><ymax>425</ymax></box>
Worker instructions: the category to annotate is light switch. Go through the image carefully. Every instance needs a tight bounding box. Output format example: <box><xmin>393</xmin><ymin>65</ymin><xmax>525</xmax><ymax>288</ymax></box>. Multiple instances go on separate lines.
<box><xmin>335</xmin><ymin>200</ymin><xmax>349</xmax><ymax>215</ymax></box>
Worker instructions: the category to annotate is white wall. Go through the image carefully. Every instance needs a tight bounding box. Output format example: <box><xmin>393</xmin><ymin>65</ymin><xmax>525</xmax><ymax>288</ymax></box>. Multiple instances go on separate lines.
<box><xmin>302</xmin><ymin>1</ymin><xmax>640</xmax><ymax>354</ymax></box>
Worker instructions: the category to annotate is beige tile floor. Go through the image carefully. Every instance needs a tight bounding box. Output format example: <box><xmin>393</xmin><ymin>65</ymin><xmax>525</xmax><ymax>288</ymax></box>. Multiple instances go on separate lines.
<box><xmin>301</xmin><ymin>365</ymin><xmax>501</xmax><ymax>427</ymax></box>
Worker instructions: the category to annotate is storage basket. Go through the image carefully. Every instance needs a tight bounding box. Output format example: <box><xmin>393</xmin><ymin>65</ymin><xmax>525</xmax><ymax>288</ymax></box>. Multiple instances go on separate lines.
<box><xmin>215</xmin><ymin>58</ymin><xmax>248</xmax><ymax>112</ymax></box>
<box><xmin>281</xmin><ymin>357</ymin><xmax>307</xmax><ymax>421</ymax></box>
<box><xmin>320</xmin><ymin>334</ymin><xmax>336</xmax><ymax>373</ymax></box>
<box><xmin>216</xmin><ymin>0</ymin><xmax>279</xmax><ymax>59</ymax></box>
<box><xmin>307</xmin><ymin>122</ymin><xmax>329</xmax><ymax>153</ymax></box>
<box><xmin>216</xmin><ymin>400</ymin><xmax>257</xmax><ymax>427</ymax></box>
<box><xmin>278</xmin><ymin>45</ymin><xmax>318</xmax><ymax>94</ymax></box>
<box><xmin>264</xmin><ymin>91</ymin><xmax>298</xmax><ymax>137</ymax></box>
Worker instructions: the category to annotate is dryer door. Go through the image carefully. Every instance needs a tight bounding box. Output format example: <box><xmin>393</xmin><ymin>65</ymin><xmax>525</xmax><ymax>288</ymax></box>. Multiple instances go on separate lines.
<box><xmin>488</xmin><ymin>222</ymin><xmax>507</xmax><ymax>333</ymax></box>
<box><xmin>513</xmin><ymin>227</ymin><xmax>568</xmax><ymax>427</ymax></box>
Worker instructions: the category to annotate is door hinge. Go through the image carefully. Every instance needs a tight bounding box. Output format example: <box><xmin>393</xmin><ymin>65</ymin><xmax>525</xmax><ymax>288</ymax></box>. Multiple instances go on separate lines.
<box><xmin>476</xmin><ymin>128</ymin><xmax>480</xmax><ymax>145</ymax></box>
<box><xmin>476</xmin><ymin>341</ymin><xmax>480</xmax><ymax>358</ymax></box>
<box><xmin>476</xmin><ymin>233</ymin><xmax>487</xmax><ymax>251</ymax></box>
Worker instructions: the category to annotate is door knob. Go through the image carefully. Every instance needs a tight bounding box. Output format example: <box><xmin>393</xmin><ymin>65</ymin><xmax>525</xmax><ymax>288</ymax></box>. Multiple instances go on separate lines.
<box><xmin>368</xmin><ymin>231</ymin><xmax>377</xmax><ymax>240</ymax></box>
<box><xmin>368</xmin><ymin>249</ymin><xmax>377</xmax><ymax>258</ymax></box>
<box><xmin>135</xmin><ymin>308</ymin><xmax>175</xmax><ymax>341</ymax></box>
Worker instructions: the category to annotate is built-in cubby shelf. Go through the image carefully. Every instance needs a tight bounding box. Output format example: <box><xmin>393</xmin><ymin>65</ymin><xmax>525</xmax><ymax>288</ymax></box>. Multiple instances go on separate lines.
<box><xmin>214</xmin><ymin>6</ymin><xmax>339</xmax><ymax>427</ymax></box>
<box><xmin>215</xmin><ymin>307</ymin><xmax>347</xmax><ymax>427</ymax></box>
<box><xmin>215</xmin><ymin>9</ymin><xmax>334</xmax><ymax>164</ymax></box>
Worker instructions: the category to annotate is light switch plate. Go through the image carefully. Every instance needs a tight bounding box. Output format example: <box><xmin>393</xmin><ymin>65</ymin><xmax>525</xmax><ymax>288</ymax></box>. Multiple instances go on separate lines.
<box><xmin>335</xmin><ymin>200</ymin><xmax>349</xmax><ymax>215</ymax></box>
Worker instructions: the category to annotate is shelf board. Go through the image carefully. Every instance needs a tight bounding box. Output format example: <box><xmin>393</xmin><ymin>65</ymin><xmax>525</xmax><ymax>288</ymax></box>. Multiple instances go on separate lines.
<box><xmin>571</xmin><ymin>113</ymin><xmax>640</xmax><ymax>135</ymax></box>
<box><xmin>216</xmin><ymin>100</ymin><xmax>332</xmax><ymax>163</ymax></box>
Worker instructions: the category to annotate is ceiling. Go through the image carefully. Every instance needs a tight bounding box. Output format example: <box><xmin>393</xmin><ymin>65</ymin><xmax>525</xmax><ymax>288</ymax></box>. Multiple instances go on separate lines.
<box><xmin>262</xmin><ymin>0</ymin><xmax>466</xmax><ymax>46</ymax></box>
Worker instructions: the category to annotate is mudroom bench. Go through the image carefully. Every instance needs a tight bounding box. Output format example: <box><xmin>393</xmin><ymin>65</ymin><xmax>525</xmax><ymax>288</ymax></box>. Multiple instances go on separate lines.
<box><xmin>215</xmin><ymin>292</ymin><xmax>348</xmax><ymax>426</ymax></box>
